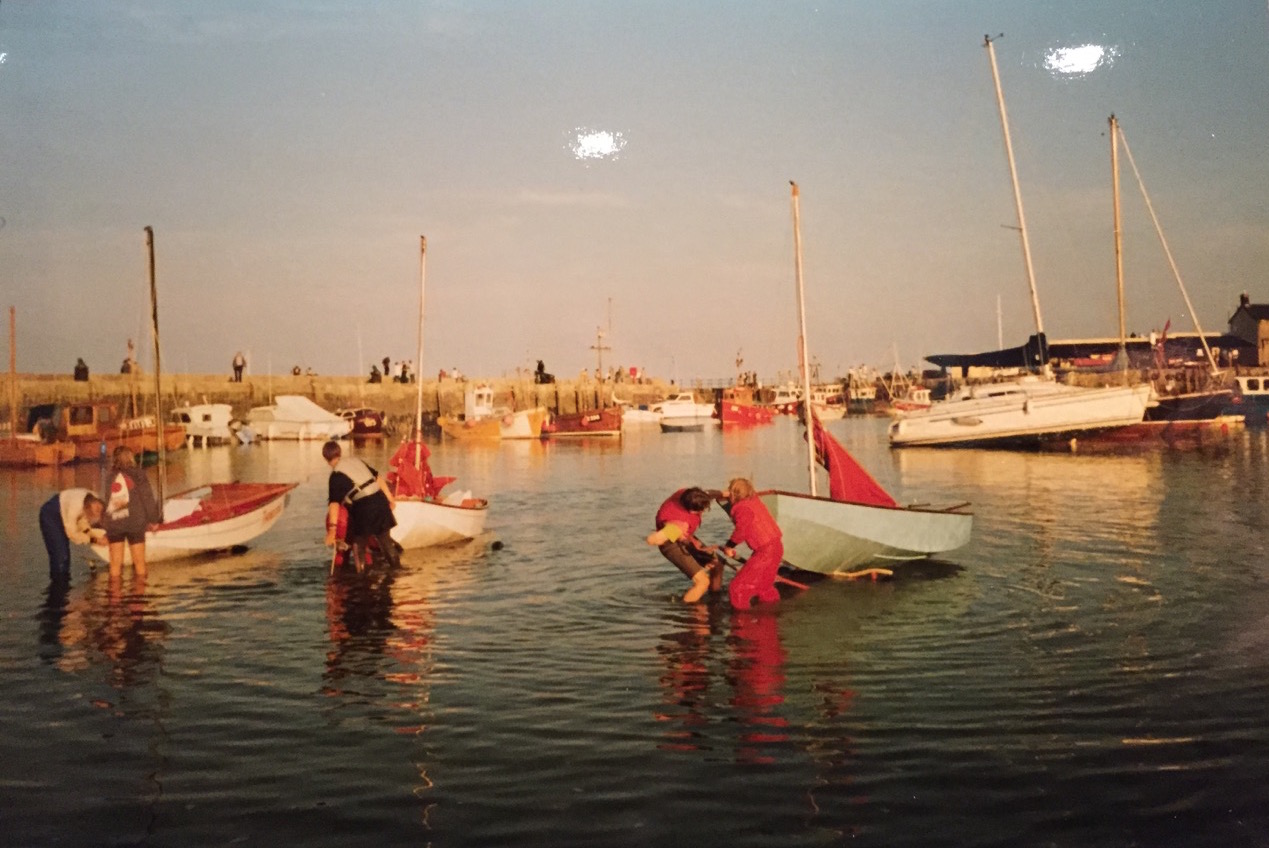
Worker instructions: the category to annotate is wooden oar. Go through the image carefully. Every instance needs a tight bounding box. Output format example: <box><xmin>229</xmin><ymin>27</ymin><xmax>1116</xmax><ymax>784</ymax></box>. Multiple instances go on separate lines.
<box><xmin>715</xmin><ymin>550</ymin><xmax>811</xmax><ymax>591</ymax></box>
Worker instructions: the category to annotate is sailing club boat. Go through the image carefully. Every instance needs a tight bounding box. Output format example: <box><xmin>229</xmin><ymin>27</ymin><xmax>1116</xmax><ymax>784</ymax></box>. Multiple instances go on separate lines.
<box><xmin>91</xmin><ymin>227</ymin><xmax>297</xmax><ymax>564</ymax></box>
<box><xmin>387</xmin><ymin>236</ymin><xmax>488</xmax><ymax>548</ymax></box>
<box><xmin>758</xmin><ymin>183</ymin><xmax>973</xmax><ymax>575</ymax></box>
<box><xmin>888</xmin><ymin>36</ymin><xmax>1151</xmax><ymax>449</ymax></box>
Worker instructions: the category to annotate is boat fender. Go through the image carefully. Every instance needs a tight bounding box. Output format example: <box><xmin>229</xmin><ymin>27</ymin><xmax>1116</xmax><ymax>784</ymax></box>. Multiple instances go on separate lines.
<box><xmin>1023</xmin><ymin>399</ymin><xmax>1032</xmax><ymax>414</ymax></box>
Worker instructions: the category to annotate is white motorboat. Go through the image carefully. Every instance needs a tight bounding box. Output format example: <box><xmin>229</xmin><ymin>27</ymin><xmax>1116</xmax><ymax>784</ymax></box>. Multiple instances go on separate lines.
<box><xmin>170</xmin><ymin>402</ymin><xmax>245</xmax><ymax>446</ymax></box>
<box><xmin>651</xmin><ymin>392</ymin><xmax>717</xmax><ymax>428</ymax></box>
<box><xmin>772</xmin><ymin>183</ymin><xmax>972</xmax><ymax>576</ymax></box>
<box><xmin>387</xmin><ymin>236</ymin><xmax>488</xmax><ymax>549</ymax></box>
<box><xmin>246</xmin><ymin>395</ymin><xmax>352</xmax><ymax>440</ymax></box>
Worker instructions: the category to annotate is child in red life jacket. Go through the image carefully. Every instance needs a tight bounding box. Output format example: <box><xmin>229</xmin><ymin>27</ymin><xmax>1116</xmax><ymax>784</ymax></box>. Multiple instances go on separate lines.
<box><xmin>646</xmin><ymin>487</ymin><xmax>725</xmax><ymax>603</ymax></box>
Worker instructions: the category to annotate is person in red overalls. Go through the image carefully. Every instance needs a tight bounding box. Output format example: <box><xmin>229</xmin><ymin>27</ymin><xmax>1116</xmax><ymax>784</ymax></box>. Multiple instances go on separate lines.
<box><xmin>719</xmin><ymin>477</ymin><xmax>783</xmax><ymax>609</ymax></box>
<box><xmin>646</xmin><ymin>487</ymin><xmax>725</xmax><ymax>603</ymax></box>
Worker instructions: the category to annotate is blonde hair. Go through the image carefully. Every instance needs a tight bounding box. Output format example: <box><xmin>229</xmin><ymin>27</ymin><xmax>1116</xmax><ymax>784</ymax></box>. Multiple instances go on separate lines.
<box><xmin>727</xmin><ymin>477</ymin><xmax>756</xmax><ymax>501</ymax></box>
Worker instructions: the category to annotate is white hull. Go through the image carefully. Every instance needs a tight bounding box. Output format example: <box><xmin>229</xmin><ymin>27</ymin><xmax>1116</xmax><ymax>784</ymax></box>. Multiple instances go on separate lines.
<box><xmin>621</xmin><ymin>408</ymin><xmax>661</xmax><ymax>424</ymax></box>
<box><xmin>391</xmin><ymin>497</ymin><xmax>488</xmax><ymax>548</ymax></box>
<box><xmin>499</xmin><ymin>407</ymin><xmax>548</xmax><ymax>439</ymax></box>
<box><xmin>760</xmin><ymin>490</ymin><xmax>972</xmax><ymax>575</ymax></box>
<box><xmin>91</xmin><ymin>489</ymin><xmax>292</xmax><ymax>564</ymax></box>
<box><xmin>810</xmin><ymin>403</ymin><xmax>846</xmax><ymax>421</ymax></box>
<box><xmin>247</xmin><ymin>395</ymin><xmax>352</xmax><ymax>440</ymax></box>
<box><xmin>888</xmin><ymin>378</ymin><xmax>1152</xmax><ymax>447</ymax></box>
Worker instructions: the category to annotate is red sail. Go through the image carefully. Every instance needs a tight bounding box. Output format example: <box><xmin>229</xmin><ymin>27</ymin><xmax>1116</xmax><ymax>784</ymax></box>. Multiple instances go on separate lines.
<box><xmin>809</xmin><ymin>415</ymin><xmax>897</xmax><ymax>508</ymax></box>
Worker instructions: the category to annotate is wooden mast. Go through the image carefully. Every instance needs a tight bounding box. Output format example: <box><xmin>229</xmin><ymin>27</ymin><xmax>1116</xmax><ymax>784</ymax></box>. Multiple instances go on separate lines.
<box><xmin>145</xmin><ymin>226</ymin><xmax>166</xmax><ymax>504</ymax></box>
<box><xmin>984</xmin><ymin>34</ymin><xmax>1048</xmax><ymax>375</ymax></box>
<box><xmin>413</xmin><ymin>235</ymin><xmax>427</xmax><ymax>473</ymax></box>
<box><xmin>789</xmin><ymin>181</ymin><xmax>817</xmax><ymax>497</ymax></box>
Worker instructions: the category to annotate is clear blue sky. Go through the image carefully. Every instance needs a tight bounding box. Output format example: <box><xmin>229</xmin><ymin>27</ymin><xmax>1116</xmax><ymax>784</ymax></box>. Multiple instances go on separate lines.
<box><xmin>3</xmin><ymin>1</ymin><xmax>1266</xmax><ymax>381</ymax></box>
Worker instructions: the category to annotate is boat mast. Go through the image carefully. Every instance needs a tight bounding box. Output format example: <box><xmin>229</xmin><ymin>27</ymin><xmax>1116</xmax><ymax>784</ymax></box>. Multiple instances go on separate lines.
<box><xmin>7</xmin><ymin>306</ymin><xmax>15</xmax><ymax>446</ymax></box>
<box><xmin>145</xmin><ymin>226</ymin><xmax>166</xmax><ymax>504</ymax></box>
<box><xmin>790</xmin><ymin>182</ymin><xmax>817</xmax><ymax>497</ymax></box>
<box><xmin>1110</xmin><ymin>114</ymin><xmax>1128</xmax><ymax>382</ymax></box>
<box><xmin>984</xmin><ymin>34</ymin><xmax>1048</xmax><ymax>375</ymax></box>
<box><xmin>413</xmin><ymin>235</ymin><xmax>427</xmax><ymax>472</ymax></box>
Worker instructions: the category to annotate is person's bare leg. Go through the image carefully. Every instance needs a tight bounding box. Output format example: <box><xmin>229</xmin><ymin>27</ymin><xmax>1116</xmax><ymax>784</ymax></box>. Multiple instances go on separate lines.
<box><xmin>108</xmin><ymin>541</ymin><xmax>125</xmax><ymax>580</ymax></box>
<box><xmin>129</xmin><ymin>541</ymin><xmax>148</xmax><ymax>578</ymax></box>
<box><xmin>682</xmin><ymin>570</ymin><xmax>711</xmax><ymax>603</ymax></box>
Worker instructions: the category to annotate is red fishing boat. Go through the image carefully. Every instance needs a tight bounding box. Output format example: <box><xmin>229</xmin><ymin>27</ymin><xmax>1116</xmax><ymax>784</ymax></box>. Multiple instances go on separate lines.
<box><xmin>542</xmin><ymin>406</ymin><xmax>623</xmax><ymax>438</ymax></box>
<box><xmin>719</xmin><ymin>385</ymin><xmax>776</xmax><ymax>426</ymax></box>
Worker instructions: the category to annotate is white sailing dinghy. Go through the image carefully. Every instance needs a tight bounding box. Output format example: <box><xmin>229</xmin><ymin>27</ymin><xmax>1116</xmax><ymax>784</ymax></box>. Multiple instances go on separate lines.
<box><xmin>92</xmin><ymin>227</ymin><xmax>297</xmax><ymax>564</ymax></box>
<box><xmin>387</xmin><ymin>236</ymin><xmax>489</xmax><ymax>549</ymax></box>
<box><xmin>760</xmin><ymin>184</ymin><xmax>972</xmax><ymax>576</ymax></box>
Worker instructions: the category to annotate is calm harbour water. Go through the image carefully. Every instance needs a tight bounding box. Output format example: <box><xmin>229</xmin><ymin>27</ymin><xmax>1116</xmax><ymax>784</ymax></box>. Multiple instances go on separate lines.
<box><xmin>2</xmin><ymin>416</ymin><xmax>1268</xmax><ymax>847</ymax></box>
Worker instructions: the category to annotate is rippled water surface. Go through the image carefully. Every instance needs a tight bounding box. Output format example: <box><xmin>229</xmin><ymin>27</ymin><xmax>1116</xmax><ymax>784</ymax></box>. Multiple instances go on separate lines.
<box><xmin>3</xmin><ymin>417</ymin><xmax>1268</xmax><ymax>847</ymax></box>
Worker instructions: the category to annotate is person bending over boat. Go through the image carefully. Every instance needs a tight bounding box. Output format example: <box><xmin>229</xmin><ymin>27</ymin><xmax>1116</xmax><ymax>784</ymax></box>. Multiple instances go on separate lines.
<box><xmin>322</xmin><ymin>441</ymin><xmax>400</xmax><ymax>571</ymax></box>
<box><xmin>39</xmin><ymin>488</ymin><xmax>105</xmax><ymax>579</ymax></box>
<box><xmin>718</xmin><ymin>478</ymin><xmax>783</xmax><ymax>610</ymax></box>
<box><xmin>646</xmin><ymin>487</ymin><xmax>724</xmax><ymax>603</ymax></box>
<box><xmin>102</xmin><ymin>446</ymin><xmax>162</xmax><ymax>579</ymax></box>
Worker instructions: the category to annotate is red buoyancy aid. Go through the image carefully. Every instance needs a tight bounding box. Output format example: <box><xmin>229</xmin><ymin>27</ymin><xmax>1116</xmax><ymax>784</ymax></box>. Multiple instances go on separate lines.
<box><xmin>726</xmin><ymin>497</ymin><xmax>781</xmax><ymax>550</ymax></box>
<box><xmin>655</xmin><ymin>489</ymin><xmax>703</xmax><ymax>538</ymax></box>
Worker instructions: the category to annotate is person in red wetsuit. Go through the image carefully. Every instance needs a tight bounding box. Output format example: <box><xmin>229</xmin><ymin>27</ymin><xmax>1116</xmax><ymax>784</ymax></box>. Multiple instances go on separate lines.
<box><xmin>646</xmin><ymin>487</ymin><xmax>725</xmax><ymax>603</ymax></box>
<box><xmin>719</xmin><ymin>477</ymin><xmax>783</xmax><ymax>609</ymax></box>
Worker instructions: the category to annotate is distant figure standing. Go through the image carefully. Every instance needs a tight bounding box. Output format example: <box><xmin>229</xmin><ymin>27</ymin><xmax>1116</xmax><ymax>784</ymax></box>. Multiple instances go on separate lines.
<box><xmin>232</xmin><ymin>351</ymin><xmax>246</xmax><ymax>382</ymax></box>
<box><xmin>73</xmin><ymin>358</ymin><xmax>89</xmax><ymax>381</ymax></box>
<box><xmin>322</xmin><ymin>441</ymin><xmax>399</xmax><ymax>571</ymax></box>
<box><xmin>382</xmin><ymin>356</ymin><xmax>391</xmax><ymax>378</ymax></box>
<box><xmin>718</xmin><ymin>477</ymin><xmax>783</xmax><ymax>610</ymax></box>
<box><xmin>120</xmin><ymin>338</ymin><xmax>137</xmax><ymax>375</ymax></box>
<box><xmin>102</xmin><ymin>446</ymin><xmax>162</xmax><ymax>579</ymax></box>
<box><xmin>39</xmin><ymin>488</ymin><xmax>104</xmax><ymax>579</ymax></box>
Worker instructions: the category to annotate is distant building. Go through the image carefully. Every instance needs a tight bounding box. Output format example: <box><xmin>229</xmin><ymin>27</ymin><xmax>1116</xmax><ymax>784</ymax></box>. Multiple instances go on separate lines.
<box><xmin>1228</xmin><ymin>292</ymin><xmax>1269</xmax><ymax>367</ymax></box>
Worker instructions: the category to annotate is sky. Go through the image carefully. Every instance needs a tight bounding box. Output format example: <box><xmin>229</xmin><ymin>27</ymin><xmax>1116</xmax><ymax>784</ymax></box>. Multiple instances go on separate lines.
<box><xmin>2</xmin><ymin>1</ymin><xmax>1267</xmax><ymax>382</ymax></box>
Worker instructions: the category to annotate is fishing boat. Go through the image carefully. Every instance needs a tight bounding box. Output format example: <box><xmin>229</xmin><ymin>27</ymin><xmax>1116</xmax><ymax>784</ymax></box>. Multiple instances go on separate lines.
<box><xmin>247</xmin><ymin>394</ymin><xmax>352</xmax><ymax>440</ymax></box>
<box><xmin>887</xmin><ymin>385</ymin><xmax>933</xmax><ymax>416</ymax></box>
<box><xmin>758</xmin><ymin>384</ymin><xmax>801</xmax><ymax>415</ymax></box>
<box><xmin>91</xmin><ymin>227</ymin><xmax>298</xmax><ymax>563</ymax></box>
<box><xmin>0</xmin><ymin>307</ymin><xmax>75</xmax><ymax>467</ymax></box>
<box><xmin>889</xmin><ymin>38</ymin><xmax>1151</xmax><ymax>449</ymax></box>
<box><xmin>1226</xmin><ymin>375</ymin><xmax>1269</xmax><ymax>423</ymax></box>
<box><xmin>719</xmin><ymin>384</ymin><xmax>777</xmax><ymax>426</ymax></box>
<box><xmin>542</xmin><ymin>406</ymin><xmax>623</xmax><ymax>438</ymax></box>
<box><xmin>763</xmin><ymin>183</ymin><xmax>972</xmax><ymax>576</ymax></box>
<box><xmin>438</xmin><ymin>384</ymin><xmax>548</xmax><ymax>440</ymax></box>
<box><xmin>388</xmin><ymin>236</ymin><xmax>488</xmax><ymax>548</ymax></box>
<box><xmin>808</xmin><ymin>385</ymin><xmax>846</xmax><ymax>421</ymax></box>
<box><xmin>336</xmin><ymin>406</ymin><xmax>387</xmax><ymax>438</ymax></box>
<box><xmin>51</xmin><ymin>401</ymin><xmax>188</xmax><ymax>462</ymax></box>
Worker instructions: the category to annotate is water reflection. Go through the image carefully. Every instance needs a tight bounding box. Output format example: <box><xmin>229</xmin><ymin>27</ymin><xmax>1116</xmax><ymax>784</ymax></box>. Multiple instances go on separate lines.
<box><xmin>654</xmin><ymin>604</ymin><xmax>795</xmax><ymax>765</ymax></box>
<box><xmin>42</xmin><ymin>572</ymin><xmax>169</xmax><ymax>708</ymax></box>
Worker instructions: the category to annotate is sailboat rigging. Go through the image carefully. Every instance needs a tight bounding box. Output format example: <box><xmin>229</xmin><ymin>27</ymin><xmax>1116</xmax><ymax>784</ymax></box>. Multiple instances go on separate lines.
<box><xmin>756</xmin><ymin>183</ymin><xmax>973</xmax><ymax>576</ymax></box>
<box><xmin>385</xmin><ymin>236</ymin><xmax>489</xmax><ymax>549</ymax></box>
<box><xmin>887</xmin><ymin>36</ymin><xmax>1151</xmax><ymax>449</ymax></box>
<box><xmin>91</xmin><ymin>227</ymin><xmax>297</xmax><ymax>564</ymax></box>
